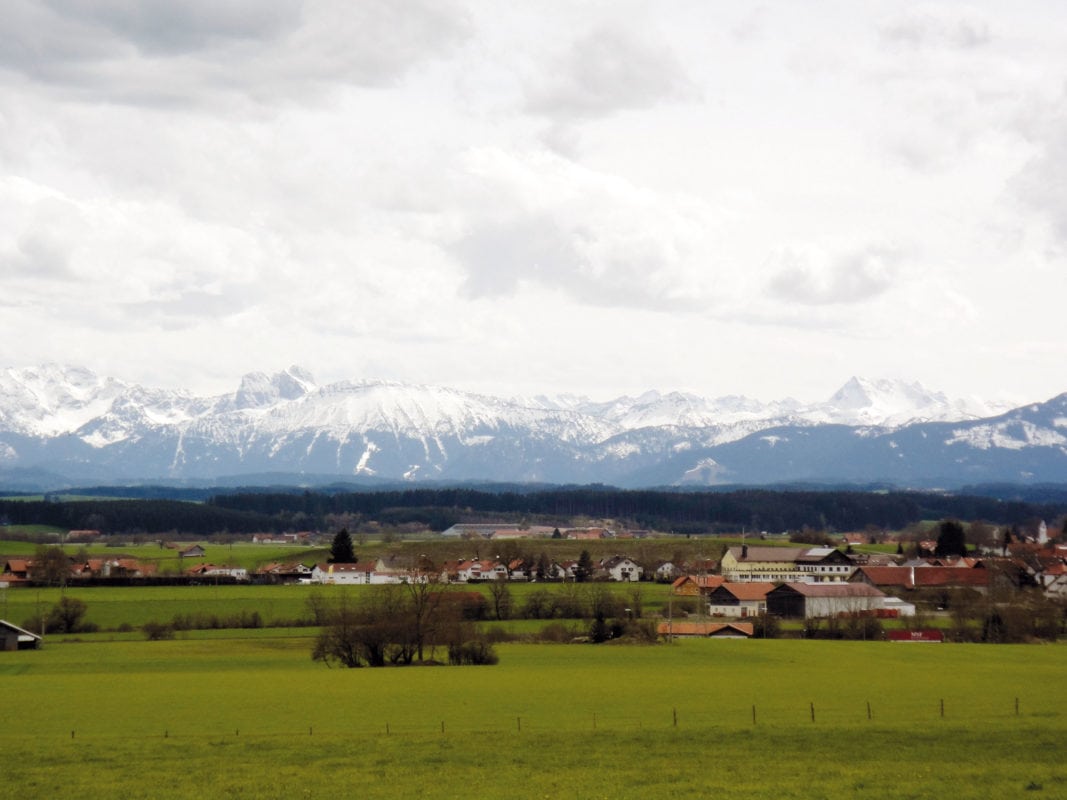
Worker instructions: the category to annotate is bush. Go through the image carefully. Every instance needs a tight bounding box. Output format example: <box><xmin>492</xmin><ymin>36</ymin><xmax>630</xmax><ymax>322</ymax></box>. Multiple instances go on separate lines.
<box><xmin>535</xmin><ymin>622</ymin><xmax>581</xmax><ymax>642</ymax></box>
<box><xmin>143</xmin><ymin>621</ymin><xmax>175</xmax><ymax>640</ymax></box>
<box><xmin>447</xmin><ymin>639</ymin><xmax>498</xmax><ymax>666</ymax></box>
<box><xmin>751</xmin><ymin>614</ymin><xmax>780</xmax><ymax>639</ymax></box>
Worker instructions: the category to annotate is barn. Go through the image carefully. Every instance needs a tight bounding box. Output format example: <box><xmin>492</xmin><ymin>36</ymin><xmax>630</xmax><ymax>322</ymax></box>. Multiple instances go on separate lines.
<box><xmin>0</xmin><ymin>620</ymin><xmax>42</xmax><ymax>651</ymax></box>
<box><xmin>765</xmin><ymin>583</ymin><xmax>886</xmax><ymax>619</ymax></box>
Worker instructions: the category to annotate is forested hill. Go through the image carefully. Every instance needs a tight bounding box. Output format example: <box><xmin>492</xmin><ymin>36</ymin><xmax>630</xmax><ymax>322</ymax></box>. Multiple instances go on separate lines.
<box><xmin>2</xmin><ymin>488</ymin><xmax>1063</xmax><ymax>538</ymax></box>
<box><xmin>207</xmin><ymin>487</ymin><xmax>1066</xmax><ymax>535</ymax></box>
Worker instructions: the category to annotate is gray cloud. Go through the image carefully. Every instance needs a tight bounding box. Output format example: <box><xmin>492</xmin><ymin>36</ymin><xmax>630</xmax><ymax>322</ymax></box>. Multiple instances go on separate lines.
<box><xmin>450</xmin><ymin>213</ymin><xmax>704</xmax><ymax>313</ymax></box>
<box><xmin>44</xmin><ymin>0</ymin><xmax>301</xmax><ymax>55</ymax></box>
<box><xmin>124</xmin><ymin>282</ymin><xmax>264</xmax><ymax>328</ymax></box>
<box><xmin>526</xmin><ymin>26</ymin><xmax>691</xmax><ymax>119</ymax></box>
<box><xmin>766</xmin><ymin>245</ymin><xmax>901</xmax><ymax>306</ymax></box>
<box><xmin>878</xmin><ymin>10</ymin><xmax>992</xmax><ymax>50</ymax></box>
<box><xmin>0</xmin><ymin>0</ymin><xmax>471</xmax><ymax>102</ymax></box>
<box><xmin>1013</xmin><ymin>104</ymin><xmax>1067</xmax><ymax>246</ymax></box>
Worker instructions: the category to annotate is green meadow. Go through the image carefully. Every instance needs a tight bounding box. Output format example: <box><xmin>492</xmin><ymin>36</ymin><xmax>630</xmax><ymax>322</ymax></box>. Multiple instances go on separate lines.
<box><xmin>1</xmin><ymin>634</ymin><xmax>1064</xmax><ymax>799</ymax></box>
<box><xmin>0</xmin><ymin>582</ymin><xmax>678</xmax><ymax>632</ymax></box>
<box><xmin>0</xmin><ymin>539</ymin><xmax>325</xmax><ymax>573</ymax></box>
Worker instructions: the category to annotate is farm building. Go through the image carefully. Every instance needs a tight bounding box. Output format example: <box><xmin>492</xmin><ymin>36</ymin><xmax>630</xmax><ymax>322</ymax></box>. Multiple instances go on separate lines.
<box><xmin>849</xmin><ymin>566</ymin><xmax>992</xmax><ymax>593</ymax></box>
<box><xmin>765</xmin><ymin>583</ymin><xmax>886</xmax><ymax>619</ymax></box>
<box><xmin>0</xmin><ymin>620</ymin><xmax>42</xmax><ymax>651</ymax></box>
<box><xmin>720</xmin><ymin>546</ymin><xmax>854</xmax><ymax>583</ymax></box>
<box><xmin>656</xmin><ymin>621</ymin><xmax>753</xmax><ymax>639</ymax></box>
<box><xmin>706</xmin><ymin>582</ymin><xmax>775</xmax><ymax>618</ymax></box>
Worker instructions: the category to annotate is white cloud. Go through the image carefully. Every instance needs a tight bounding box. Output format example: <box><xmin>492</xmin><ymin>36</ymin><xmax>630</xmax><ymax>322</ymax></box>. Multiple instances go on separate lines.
<box><xmin>0</xmin><ymin>2</ymin><xmax>1066</xmax><ymax>406</ymax></box>
<box><xmin>878</xmin><ymin>8</ymin><xmax>992</xmax><ymax>51</ymax></box>
<box><xmin>524</xmin><ymin>25</ymin><xmax>693</xmax><ymax>119</ymax></box>
<box><xmin>445</xmin><ymin>148</ymin><xmax>720</xmax><ymax>310</ymax></box>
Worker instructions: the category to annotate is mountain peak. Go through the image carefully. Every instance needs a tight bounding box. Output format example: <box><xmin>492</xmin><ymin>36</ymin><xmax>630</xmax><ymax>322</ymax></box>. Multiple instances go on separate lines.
<box><xmin>232</xmin><ymin>367</ymin><xmax>316</xmax><ymax>410</ymax></box>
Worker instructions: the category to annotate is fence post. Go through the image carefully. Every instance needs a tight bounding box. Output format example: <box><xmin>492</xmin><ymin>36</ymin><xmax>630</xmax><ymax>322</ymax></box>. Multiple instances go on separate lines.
<box><xmin>940</xmin><ymin>699</ymin><xmax>944</xmax><ymax>718</ymax></box>
<box><xmin>810</xmin><ymin>702</ymin><xmax>815</xmax><ymax>723</ymax></box>
<box><xmin>517</xmin><ymin>717</ymin><xmax>521</xmax><ymax>732</ymax></box>
<box><xmin>752</xmin><ymin>705</ymin><xmax>756</xmax><ymax>725</ymax></box>
<box><xmin>866</xmin><ymin>701</ymin><xmax>872</xmax><ymax>721</ymax></box>
<box><xmin>673</xmin><ymin>707</ymin><xmax>678</xmax><ymax>728</ymax></box>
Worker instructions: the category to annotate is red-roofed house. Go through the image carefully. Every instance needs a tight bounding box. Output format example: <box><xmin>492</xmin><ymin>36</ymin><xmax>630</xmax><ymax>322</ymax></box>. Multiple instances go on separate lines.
<box><xmin>706</xmin><ymin>582</ymin><xmax>776</xmax><ymax>618</ymax></box>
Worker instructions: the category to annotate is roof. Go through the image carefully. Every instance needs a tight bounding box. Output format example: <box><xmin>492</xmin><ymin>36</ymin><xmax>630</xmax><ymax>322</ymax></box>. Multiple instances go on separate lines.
<box><xmin>314</xmin><ymin>562</ymin><xmax>371</xmax><ymax>574</ymax></box>
<box><xmin>0</xmin><ymin>619</ymin><xmax>43</xmax><ymax>641</ymax></box>
<box><xmin>599</xmin><ymin>555</ymin><xmax>637</xmax><ymax>568</ymax></box>
<box><xmin>656</xmin><ymin>621</ymin><xmax>754</xmax><ymax>637</ymax></box>
<box><xmin>852</xmin><ymin>566</ymin><xmax>991</xmax><ymax>589</ymax></box>
<box><xmin>712</xmin><ymin>582</ymin><xmax>777</xmax><ymax>601</ymax></box>
<box><xmin>726</xmin><ymin>546</ymin><xmax>805</xmax><ymax>563</ymax></box>
<box><xmin>772</xmin><ymin>582</ymin><xmax>885</xmax><ymax>598</ymax></box>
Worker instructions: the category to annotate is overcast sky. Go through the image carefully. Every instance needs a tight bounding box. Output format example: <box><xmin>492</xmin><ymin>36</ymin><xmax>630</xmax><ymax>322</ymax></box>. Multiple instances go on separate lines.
<box><xmin>2</xmin><ymin>1</ymin><xmax>1066</xmax><ymax>405</ymax></box>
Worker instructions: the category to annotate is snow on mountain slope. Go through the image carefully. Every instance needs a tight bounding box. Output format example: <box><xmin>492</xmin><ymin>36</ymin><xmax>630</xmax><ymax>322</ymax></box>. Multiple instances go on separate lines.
<box><xmin>0</xmin><ymin>364</ymin><xmax>128</xmax><ymax>436</ymax></box>
<box><xmin>945</xmin><ymin>396</ymin><xmax>1067</xmax><ymax>451</ymax></box>
<box><xmin>0</xmin><ymin>363</ymin><xmax>1054</xmax><ymax>487</ymax></box>
<box><xmin>808</xmin><ymin>377</ymin><xmax>1012</xmax><ymax>427</ymax></box>
<box><xmin>240</xmin><ymin>380</ymin><xmax>611</xmax><ymax>442</ymax></box>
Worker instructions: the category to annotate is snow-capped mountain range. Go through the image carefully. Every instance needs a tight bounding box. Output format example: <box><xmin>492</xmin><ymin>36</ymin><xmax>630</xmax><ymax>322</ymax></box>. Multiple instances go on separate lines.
<box><xmin>0</xmin><ymin>364</ymin><xmax>1063</xmax><ymax>490</ymax></box>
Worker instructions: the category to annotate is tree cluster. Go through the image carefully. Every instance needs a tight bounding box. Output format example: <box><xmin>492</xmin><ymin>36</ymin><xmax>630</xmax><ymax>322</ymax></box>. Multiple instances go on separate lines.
<box><xmin>310</xmin><ymin>583</ymin><xmax>497</xmax><ymax>668</ymax></box>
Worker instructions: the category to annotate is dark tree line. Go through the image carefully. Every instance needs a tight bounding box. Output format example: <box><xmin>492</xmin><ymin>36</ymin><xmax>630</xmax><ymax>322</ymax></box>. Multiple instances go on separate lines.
<box><xmin>0</xmin><ymin>499</ymin><xmax>278</xmax><ymax>536</ymax></box>
<box><xmin>208</xmin><ymin>487</ymin><xmax>1066</xmax><ymax>533</ymax></box>
<box><xmin>2</xmin><ymin>486</ymin><xmax>1063</xmax><ymax>537</ymax></box>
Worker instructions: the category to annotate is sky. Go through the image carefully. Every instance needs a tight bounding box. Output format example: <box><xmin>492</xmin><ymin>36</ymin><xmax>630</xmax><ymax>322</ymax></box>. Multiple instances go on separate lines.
<box><xmin>2</xmin><ymin>1</ymin><xmax>1066</xmax><ymax>406</ymax></box>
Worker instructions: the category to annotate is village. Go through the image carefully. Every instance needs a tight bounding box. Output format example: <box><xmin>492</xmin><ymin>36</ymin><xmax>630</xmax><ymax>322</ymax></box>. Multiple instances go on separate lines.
<box><xmin>4</xmin><ymin>517</ymin><xmax>1066</xmax><ymax>650</ymax></box>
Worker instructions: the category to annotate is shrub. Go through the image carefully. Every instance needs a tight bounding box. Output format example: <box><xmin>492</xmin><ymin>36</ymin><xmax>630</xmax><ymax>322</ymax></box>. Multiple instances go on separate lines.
<box><xmin>143</xmin><ymin>621</ymin><xmax>175</xmax><ymax>640</ymax></box>
<box><xmin>447</xmin><ymin>639</ymin><xmax>498</xmax><ymax>666</ymax></box>
<box><xmin>535</xmin><ymin>622</ymin><xmax>580</xmax><ymax>642</ymax></box>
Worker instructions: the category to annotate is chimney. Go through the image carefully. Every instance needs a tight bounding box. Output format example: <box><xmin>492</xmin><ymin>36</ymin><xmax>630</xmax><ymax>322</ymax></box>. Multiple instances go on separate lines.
<box><xmin>741</xmin><ymin>544</ymin><xmax>748</xmax><ymax>559</ymax></box>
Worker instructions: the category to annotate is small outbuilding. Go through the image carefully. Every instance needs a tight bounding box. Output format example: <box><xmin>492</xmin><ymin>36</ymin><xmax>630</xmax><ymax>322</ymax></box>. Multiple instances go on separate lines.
<box><xmin>657</xmin><ymin>621</ymin><xmax>754</xmax><ymax>639</ymax></box>
<box><xmin>0</xmin><ymin>620</ymin><xmax>42</xmax><ymax>651</ymax></box>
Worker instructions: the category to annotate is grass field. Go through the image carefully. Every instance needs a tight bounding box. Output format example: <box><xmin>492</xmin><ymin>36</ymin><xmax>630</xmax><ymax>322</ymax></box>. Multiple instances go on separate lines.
<box><xmin>0</xmin><ymin>539</ymin><xmax>328</xmax><ymax>573</ymax></box>
<box><xmin>1</xmin><ymin>634</ymin><xmax>1064</xmax><ymax>799</ymax></box>
<box><xmin>0</xmin><ymin>581</ymin><xmax>682</xmax><ymax>632</ymax></box>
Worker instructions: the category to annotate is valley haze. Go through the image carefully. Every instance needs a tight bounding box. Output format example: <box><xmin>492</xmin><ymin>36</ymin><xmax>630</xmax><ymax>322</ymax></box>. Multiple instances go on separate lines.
<box><xmin>1</xmin><ymin>364</ymin><xmax>1064</xmax><ymax>491</ymax></box>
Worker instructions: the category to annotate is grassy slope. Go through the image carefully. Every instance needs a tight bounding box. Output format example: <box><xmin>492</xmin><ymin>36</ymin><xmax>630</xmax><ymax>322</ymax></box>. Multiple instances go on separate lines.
<box><xmin>0</xmin><ymin>637</ymin><xmax>1063</xmax><ymax>799</ymax></box>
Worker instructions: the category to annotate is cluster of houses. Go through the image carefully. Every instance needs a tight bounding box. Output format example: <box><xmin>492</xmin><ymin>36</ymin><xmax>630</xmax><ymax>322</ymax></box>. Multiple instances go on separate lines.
<box><xmin>293</xmin><ymin>554</ymin><xmax>647</xmax><ymax>586</ymax></box>
<box><xmin>661</xmin><ymin>538</ymin><xmax>1067</xmax><ymax>632</ymax></box>
<box><xmin>0</xmin><ymin>544</ymin><xmax>246</xmax><ymax>585</ymax></box>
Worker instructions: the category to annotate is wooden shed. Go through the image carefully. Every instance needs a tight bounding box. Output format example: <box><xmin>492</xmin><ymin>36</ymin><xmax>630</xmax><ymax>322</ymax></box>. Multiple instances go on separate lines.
<box><xmin>0</xmin><ymin>620</ymin><xmax>42</xmax><ymax>651</ymax></box>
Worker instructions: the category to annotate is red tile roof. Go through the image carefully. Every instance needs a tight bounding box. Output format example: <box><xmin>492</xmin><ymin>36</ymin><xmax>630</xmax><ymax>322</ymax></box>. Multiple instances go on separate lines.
<box><xmin>656</xmin><ymin>621</ymin><xmax>754</xmax><ymax>637</ymax></box>
<box><xmin>852</xmin><ymin>566</ymin><xmax>990</xmax><ymax>589</ymax></box>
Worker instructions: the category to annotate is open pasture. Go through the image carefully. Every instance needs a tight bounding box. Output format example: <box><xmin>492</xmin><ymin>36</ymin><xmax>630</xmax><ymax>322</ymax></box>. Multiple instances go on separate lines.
<box><xmin>0</xmin><ymin>540</ymin><xmax>327</xmax><ymax>573</ymax></box>
<box><xmin>1</xmin><ymin>585</ymin><xmax>318</xmax><ymax>630</ymax></box>
<box><xmin>1</xmin><ymin>581</ymin><xmax>677</xmax><ymax>632</ymax></box>
<box><xmin>1</xmin><ymin>635</ymin><xmax>1064</xmax><ymax>798</ymax></box>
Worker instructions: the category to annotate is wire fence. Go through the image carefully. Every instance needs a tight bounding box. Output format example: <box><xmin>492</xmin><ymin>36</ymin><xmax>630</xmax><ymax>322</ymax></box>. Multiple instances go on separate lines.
<box><xmin>5</xmin><ymin>695</ymin><xmax>1057</xmax><ymax>746</ymax></box>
